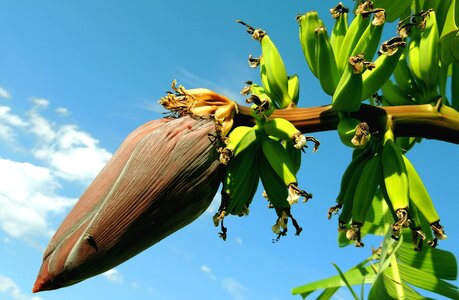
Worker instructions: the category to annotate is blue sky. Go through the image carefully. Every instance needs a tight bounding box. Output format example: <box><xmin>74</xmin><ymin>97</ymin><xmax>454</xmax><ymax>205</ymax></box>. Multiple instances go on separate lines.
<box><xmin>0</xmin><ymin>1</ymin><xmax>458</xmax><ymax>299</ymax></box>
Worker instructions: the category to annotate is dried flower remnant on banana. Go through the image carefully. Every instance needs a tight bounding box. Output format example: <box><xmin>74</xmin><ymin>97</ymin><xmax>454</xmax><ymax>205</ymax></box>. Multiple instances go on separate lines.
<box><xmin>159</xmin><ymin>80</ymin><xmax>238</xmax><ymax>136</ymax></box>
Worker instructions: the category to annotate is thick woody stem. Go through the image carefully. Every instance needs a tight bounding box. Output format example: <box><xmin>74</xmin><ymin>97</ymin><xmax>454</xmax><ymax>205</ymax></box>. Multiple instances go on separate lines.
<box><xmin>235</xmin><ymin>101</ymin><xmax>459</xmax><ymax>145</ymax></box>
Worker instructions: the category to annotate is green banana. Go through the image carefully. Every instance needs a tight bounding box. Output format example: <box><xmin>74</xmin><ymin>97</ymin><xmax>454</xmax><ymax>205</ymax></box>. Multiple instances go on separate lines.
<box><xmin>332</xmin><ymin>53</ymin><xmax>367</xmax><ymax>112</ymax></box>
<box><xmin>393</xmin><ymin>51</ymin><xmax>419</xmax><ymax>98</ymax></box>
<box><xmin>337</xmin><ymin>116</ymin><xmax>370</xmax><ymax>148</ymax></box>
<box><xmin>263</xmin><ymin>117</ymin><xmax>306</xmax><ymax>149</ymax></box>
<box><xmin>408</xmin><ymin>27</ymin><xmax>424</xmax><ymax>83</ymax></box>
<box><xmin>282</xmin><ymin>139</ymin><xmax>302</xmax><ymax>175</ymax></box>
<box><xmin>329</xmin><ymin>147</ymin><xmax>372</xmax><ymax>220</ymax></box>
<box><xmin>297</xmin><ymin>11</ymin><xmax>324</xmax><ymax>78</ymax></box>
<box><xmin>287</xmin><ymin>74</ymin><xmax>300</xmax><ymax>105</ymax></box>
<box><xmin>361</xmin><ymin>37</ymin><xmax>406</xmax><ymax>101</ymax></box>
<box><xmin>381</xmin><ymin>129</ymin><xmax>410</xmax><ymax>239</ymax></box>
<box><xmin>402</xmin><ymin>154</ymin><xmax>447</xmax><ymax>240</ymax></box>
<box><xmin>238</xmin><ymin>21</ymin><xmax>292</xmax><ymax>109</ymax></box>
<box><xmin>337</xmin><ymin>151</ymin><xmax>372</xmax><ymax>230</ymax></box>
<box><xmin>349</xmin><ymin>152</ymin><xmax>382</xmax><ymax>246</ymax></box>
<box><xmin>258</xmin><ymin>152</ymin><xmax>290</xmax><ymax>211</ymax></box>
<box><xmin>329</xmin><ymin>2</ymin><xmax>349</xmax><ymax>62</ymax></box>
<box><xmin>221</xmin><ymin>140</ymin><xmax>260</xmax><ymax>216</ymax></box>
<box><xmin>315</xmin><ymin>25</ymin><xmax>340</xmax><ymax>95</ymax></box>
<box><xmin>219</xmin><ymin>125</ymin><xmax>257</xmax><ymax>164</ymax></box>
<box><xmin>372</xmin><ymin>0</ymin><xmax>411</xmax><ymax>22</ymax></box>
<box><xmin>352</xmin><ymin>9</ymin><xmax>386</xmax><ymax>61</ymax></box>
<box><xmin>337</xmin><ymin>2</ymin><xmax>372</xmax><ymax>74</ymax></box>
<box><xmin>419</xmin><ymin>10</ymin><xmax>440</xmax><ymax>90</ymax></box>
<box><xmin>381</xmin><ymin>79</ymin><xmax>414</xmax><ymax>106</ymax></box>
<box><xmin>259</xmin><ymin>32</ymin><xmax>292</xmax><ymax>108</ymax></box>
<box><xmin>260</xmin><ymin>136</ymin><xmax>310</xmax><ymax>204</ymax></box>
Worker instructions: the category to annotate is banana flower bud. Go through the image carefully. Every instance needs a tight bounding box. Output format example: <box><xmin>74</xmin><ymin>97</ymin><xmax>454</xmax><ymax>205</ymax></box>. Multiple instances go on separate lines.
<box><xmin>33</xmin><ymin>116</ymin><xmax>222</xmax><ymax>292</ymax></box>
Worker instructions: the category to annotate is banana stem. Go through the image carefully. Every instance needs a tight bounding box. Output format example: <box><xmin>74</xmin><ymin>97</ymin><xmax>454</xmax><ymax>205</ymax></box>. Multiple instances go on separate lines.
<box><xmin>235</xmin><ymin>101</ymin><xmax>459</xmax><ymax>144</ymax></box>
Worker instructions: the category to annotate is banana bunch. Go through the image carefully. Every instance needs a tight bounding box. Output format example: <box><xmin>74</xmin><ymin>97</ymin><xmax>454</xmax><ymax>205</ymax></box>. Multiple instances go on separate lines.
<box><xmin>297</xmin><ymin>2</ymin><xmax>410</xmax><ymax>112</ymax></box>
<box><xmin>214</xmin><ymin>96</ymin><xmax>318</xmax><ymax>240</ymax></box>
<box><xmin>329</xmin><ymin>124</ymin><xmax>447</xmax><ymax>248</ymax></box>
<box><xmin>379</xmin><ymin>0</ymin><xmax>459</xmax><ymax>111</ymax></box>
<box><xmin>238</xmin><ymin>20</ymin><xmax>299</xmax><ymax>109</ymax></box>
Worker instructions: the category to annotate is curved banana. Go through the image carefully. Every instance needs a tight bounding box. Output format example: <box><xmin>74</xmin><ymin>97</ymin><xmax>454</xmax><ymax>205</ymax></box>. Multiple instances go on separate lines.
<box><xmin>258</xmin><ymin>31</ymin><xmax>293</xmax><ymax>108</ymax></box>
<box><xmin>381</xmin><ymin>130</ymin><xmax>410</xmax><ymax>239</ymax></box>
<box><xmin>288</xmin><ymin>74</ymin><xmax>300</xmax><ymax>105</ymax></box>
<box><xmin>381</xmin><ymin>79</ymin><xmax>413</xmax><ymax>106</ymax></box>
<box><xmin>263</xmin><ymin>117</ymin><xmax>306</xmax><ymax>149</ymax></box>
<box><xmin>258</xmin><ymin>152</ymin><xmax>290</xmax><ymax>211</ymax></box>
<box><xmin>402</xmin><ymin>154</ymin><xmax>447</xmax><ymax>240</ymax></box>
<box><xmin>349</xmin><ymin>152</ymin><xmax>382</xmax><ymax>246</ymax></box>
<box><xmin>315</xmin><ymin>25</ymin><xmax>340</xmax><ymax>95</ymax></box>
<box><xmin>419</xmin><ymin>10</ymin><xmax>440</xmax><ymax>90</ymax></box>
<box><xmin>221</xmin><ymin>146</ymin><xmax>259</xmax><ymax>216</ymax></box>
<box><xmin>372</xmin><ymin>0</ymin><xmax>411</xmax><ymax>22</ymax></box>
<box><xmin>393</xmin><ymin>52</ymin><xmax>419</xmax><ymax>98</ymax></box>
<box><xmin>332</xmin><ymin>54</ymin><xmax>366</xmax><ymax>112</ymax></box>
<box><xmin>297</xmin><ymin>11</ymin><xmax>324</xmax><ymax>78</ymax></box>
<box><xmin>329</xmin><ymin>147</ymin><xmax>373</xmax><ymax>220</ymax></box>
<box><xmin>353</xmin><ymin>9</ymin><xmax>386</xmax><ymax>61</ymax></box>
<box><xmin>337</xmin><ymin>116</ymin><xmax>371</xmax><ymax>148</ymax></box>
<box><xmin>330</xmin><ymin>2</ymin><xmax>349</xmax><ymax>63</ymax></box>
<box><xmin>260</xmin><ymin>136</ymin><xmax>311</xmax><ymax>204</ymax></box>
<box><xmin>282</xmin><ymin>139</ymin><xmax>302</xmax><ymax>175</ymax></box>
<box><xmin>337</xmin><ymin>2</ymin><xmax>372</xmax><ymax>74</ymax></box>
<box><xmin>219</xmin><ymin>125</ymin><xmax>257</xmax><ymax>164</ymax></box>
<box><xmin>337</xmin><ymin>151</ymin><xmax>372</xmax><ymax>230</ymax></box>
<box><xmin>361</xmin><ymin>37</ymin><xmax>406</xmax><ymax>100</ymax></box>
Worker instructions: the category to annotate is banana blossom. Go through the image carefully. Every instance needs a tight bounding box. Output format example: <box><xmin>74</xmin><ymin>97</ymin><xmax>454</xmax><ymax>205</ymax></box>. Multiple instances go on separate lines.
<box><xmin>33</xmin><ymin>116</ymin><xmax>222</xmax><ymax>292</ymax></box>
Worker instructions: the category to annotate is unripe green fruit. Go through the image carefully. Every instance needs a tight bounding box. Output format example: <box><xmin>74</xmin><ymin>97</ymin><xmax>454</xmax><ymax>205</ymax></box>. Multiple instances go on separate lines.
<box><xmin>337</xmin><ymin>117</ymin><xmax>370</xmax><ymax>148</ymax></box>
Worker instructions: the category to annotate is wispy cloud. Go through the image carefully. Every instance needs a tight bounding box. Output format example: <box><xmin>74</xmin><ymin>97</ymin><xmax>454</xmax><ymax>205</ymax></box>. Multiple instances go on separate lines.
<box><xmin>0</xmin><ymin>106</ymin><xmax>28</xmax><ymax>144</ymax></box>
<box><xmin>103</xmin><ymin>269</ymin><xmax>123</xmax><ymax>283</ymax></box>
<box><xmin>55</xmin><ymin>107</ymin><xmax>71</xmax><ymax>117</ymax></box>
<box><xmin>0</xmin><ymin>86</ymin><xmax>11</xmax><ymax>99</ymax></box>
<box><xmin>0</xmin><ymin>275</ymin><xmax>42</xmax><ymax>300</ymax></box>
<box><xmin>222</xmin><ymin>277</ymin><xmax>249</xmax><ymax>300</ymax></box>
<box><xmin>200</xmin><ymin>265</ymin><xmax>216</xmax><ymax>280</ymax></box>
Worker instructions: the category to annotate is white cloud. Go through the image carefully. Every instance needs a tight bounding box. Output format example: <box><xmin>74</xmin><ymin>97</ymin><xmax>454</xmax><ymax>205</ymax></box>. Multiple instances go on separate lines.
<box><xmin>31</xmin><ymin>98</ymin><xmax>49</xmax><ymax>108</ymax></box>
<box><xmin>222</xmin><ymin>277</ymin><xmax>248</xmax><ymax>300</ymax></box>
<box><xmin>235</xmin><ymin>237</ymin><xmax>243</xmax><ymax>244</ymax></box>
<box><xmin>103</xmin><ymin>269</ymin><xmax>123</xmax><ymax>283</ymax></box>
<box><xmin>0</xmin><ymin>275</ymin><xmax>42</xmax><ymax>300</ymax></box>
<box><xmin>0</xmin><ymin>86</ymin><xmax>11</xmax><ymax>99</ymax></box>
<box><xmin>0</xmin><ymin>99</ymin><xmax>112</xmax><ymax>243</ymax></box>
<box><xmin>32</xmin><ymin>123</ymin><xmax>112</xmax><ymax>182</ymax></box>
<box><xmin>55</xmin><ymin>107</ymin><xmax>70</xmax><ymax>116</ymax></box>
<box><xmin>27</xmin><ymin>105</ymin><xmax>111</xmax><ymax>183</ymax></box>
<box><xmin>0</xmin><ymin>158</ymin><xmax>76</xmax><ymax>241</ymax></box>
<box><xmin>0</xmin><ymin>106</ymin><xmax>28</xmax><ymax>144</ymax></box>
<box><xmin>200</xmin><ymin>265</ymin><xmax>216</xmax><ymax>280</ymax></box>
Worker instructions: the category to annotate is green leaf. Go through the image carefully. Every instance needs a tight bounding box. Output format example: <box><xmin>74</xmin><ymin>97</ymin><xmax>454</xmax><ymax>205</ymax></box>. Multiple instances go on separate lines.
<box><xmin>398</xmin><ymin>263</ymin><xmax>459</xmax><ymax>299</ymax></box>
<box><xmin>396</xmin><ymin>240</ymin><xmax>458</xmax><ymax>280</ymax></box>
<box><xmin>332</xmin><ymin>263</ymin><xmax>359</xmax><ymax>300</ymax></box>
<box><xmin>292</xmin><ymin>265</ymin><xmax>377</xmax><ymax>298</ymax></box>
<box><xmin>316</xmin><ymin>287</ymin><xmax>339</xmax><ymax>300</ymax></box>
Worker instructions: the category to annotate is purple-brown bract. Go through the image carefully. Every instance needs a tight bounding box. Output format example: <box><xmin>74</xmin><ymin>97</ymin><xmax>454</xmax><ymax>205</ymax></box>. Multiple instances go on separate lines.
<box><xmin>33</xmin><ymin>116</ymin><xmax>222</xmax><ymax>292</ymax></box>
